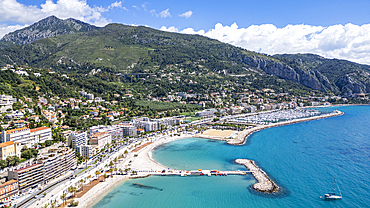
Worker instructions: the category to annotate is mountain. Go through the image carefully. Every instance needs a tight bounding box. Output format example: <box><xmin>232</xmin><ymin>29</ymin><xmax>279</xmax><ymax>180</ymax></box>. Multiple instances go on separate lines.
<box><xmin>0</xmin><ymin>16</ymin><xmax>369</xmax><ymax>96</ymax></box>
<box><xmin>0</xmin><ymin>16</ymin><xmax>98</xmax><ymax>48</ymax></box>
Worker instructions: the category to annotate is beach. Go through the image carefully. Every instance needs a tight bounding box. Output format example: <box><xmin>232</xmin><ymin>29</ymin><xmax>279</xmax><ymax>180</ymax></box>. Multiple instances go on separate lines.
<box><xmin>78</xmin><ymin>134</ymin><xmax>193</xmax><ymax>208</ymax></box>
<box><xmin>78</xmin><ymin>110</ymin><xmax>344</xmax><ymax>207</ymax></box>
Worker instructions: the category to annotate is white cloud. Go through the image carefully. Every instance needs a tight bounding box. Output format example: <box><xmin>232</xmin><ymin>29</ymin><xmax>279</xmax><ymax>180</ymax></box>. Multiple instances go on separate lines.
<box><xmin>141</xmin><ymin>2</ymin><xmax>149</xmax><ymax>11</ymax></box>
<box><xmin>0</xmin><ymin>24</ymin><xmax>27</xmax><ymax>39</ymax></box>
<box><xmin>179</xmin><ymin>11</ymin><xmax>192</xmax><ymax>18</ymax></box>
<box><xmin>160</xmin><ymin>26</ymin><xmax>178</xmax><ymax>33</ymax></box>
<box><xmin>132</xmin><ymin>5</ymin><xmax>139</xmax><ymax>10</ymax></box>
<box><xmin>161</xmin><ymin>23</ymin><xmax>370</xmax><ymax>65</ymax></box>
<box><xmin>108</xmin><ymin>1</ymin><xmax>125</xmax><ymax>10</ymax></box>
<box><xmin>150</xmin><ymin>9</ymin><xmax>158</xmax><ymax>17</ymax></box>
<box><xmin>159</xmin><ymin>8</ymin><xmax>171</xmax><ymax>18</ymax></box>
<box><xmin>0</xmin><ymin>0</ymin><xmax>125</xmax><ymax>29</ymax></box>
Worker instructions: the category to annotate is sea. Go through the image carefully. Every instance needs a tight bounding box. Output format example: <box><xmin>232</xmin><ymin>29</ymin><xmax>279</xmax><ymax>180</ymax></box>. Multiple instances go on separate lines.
<box><xmin>93</xmin><ymin>106</ymin><xmax>370</xmax><ymax>208</ymax></box>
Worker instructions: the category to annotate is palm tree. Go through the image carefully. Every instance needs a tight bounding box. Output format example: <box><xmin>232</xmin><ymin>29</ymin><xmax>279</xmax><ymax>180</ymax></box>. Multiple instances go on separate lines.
<box><xmin>109</xmin><ymin>160</ymin><xmax>114</xmax><ymax>167</ymax></box>
<box><xmin>109</xmin><ymin>168</ymin><xmax>114</xmax><ymax>177</ymax></box>
<box><xmin>68</xmin><ymin>186</ymin><xmax>74</xmax><ymax>198</ymax></box>
<box><xmin>87</xmin><ymin>175</ymin><xmax>92</xmax><ymax>185</ymax></box>
<box><xmin>119</xmin><ymin>168</ymin><xmax>123</xmax><ymax>175</ymax></box>
<box><xmin>61</xmin><ymin>193</ymin><xmax>66</xmax><ymax>205</ymax></box>
<box><xmin>51</xmin><ymin>199</ymin><xmax>57</xmax><ymax>208</ymax></box>
<box><xmin>79</xmin><ymin>179</ymin><xmax>84</xmax><ymax>191</ymax></box>
<box><xmin>103</xmin><ymin>173</ymin><xmax>107</xmax><ymax>181</ymax></box>
<box><xmin>95</xmin><ymin>170</ymin><xmax>101</xmax><ymax>181</ymax></box>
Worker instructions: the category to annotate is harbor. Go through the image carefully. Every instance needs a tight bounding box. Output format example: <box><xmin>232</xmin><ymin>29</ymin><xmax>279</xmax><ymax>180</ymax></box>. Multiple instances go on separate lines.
<box><xmin>227</xmin><ymin>110</ymin><xmax>344</xmax><ymax>145</ymax></box>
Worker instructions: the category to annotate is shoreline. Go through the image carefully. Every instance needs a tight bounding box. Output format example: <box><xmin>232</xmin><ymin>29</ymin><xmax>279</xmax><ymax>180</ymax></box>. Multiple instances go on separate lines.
<box><xmin>226</xmin><ymin>110</ymin><xmax>344</xmax><ymax>145</ymax></box>
<box><xmin>80</xmin><ymin>175</ymin><xmax>129</xmax><ymax>208</ymax></box>
<box><xmin>82</xmin><ymin>110</ymin><xmax>345</xmax><ymax>207</ymax></box>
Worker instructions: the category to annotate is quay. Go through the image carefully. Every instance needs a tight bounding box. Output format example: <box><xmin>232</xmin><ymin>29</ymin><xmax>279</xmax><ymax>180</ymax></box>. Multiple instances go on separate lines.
<box><xmin>235</xmin><ymin>159</ymin><xmax>279</xmax><ymax>193</ymax></box>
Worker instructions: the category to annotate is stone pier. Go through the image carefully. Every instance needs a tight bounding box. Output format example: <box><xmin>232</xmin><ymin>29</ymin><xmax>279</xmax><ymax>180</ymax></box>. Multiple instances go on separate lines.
<box><xmin>235</xmin><ymin>159</ymin><xmax>279</xmax><ymax>193</ymax></box>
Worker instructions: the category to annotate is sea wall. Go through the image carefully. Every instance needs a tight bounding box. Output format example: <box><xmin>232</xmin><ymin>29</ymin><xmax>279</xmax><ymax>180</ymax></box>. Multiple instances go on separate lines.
<box><xmin>228</xmin><ymin>110</ymin><xmax>344</xmax><ymax>145</ymax></box>
<box><xmin>235</xmin><ymin>159</ymin><xmax>279</xmax><ymax>193</ymax></box>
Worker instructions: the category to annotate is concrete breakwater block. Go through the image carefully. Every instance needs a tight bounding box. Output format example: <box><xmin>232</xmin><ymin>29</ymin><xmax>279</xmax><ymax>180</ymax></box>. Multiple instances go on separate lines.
<box><xmin>235</xmin><ymin>159</ymin><xmax>279</xmax><ymax>193</ymax></box>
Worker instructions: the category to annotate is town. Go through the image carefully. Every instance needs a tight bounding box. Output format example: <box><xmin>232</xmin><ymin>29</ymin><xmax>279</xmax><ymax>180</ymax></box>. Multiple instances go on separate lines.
<box><xmin>0</xmin><ymin>64</ymin><xmax>366</xmax><ymax>207</ymax></box>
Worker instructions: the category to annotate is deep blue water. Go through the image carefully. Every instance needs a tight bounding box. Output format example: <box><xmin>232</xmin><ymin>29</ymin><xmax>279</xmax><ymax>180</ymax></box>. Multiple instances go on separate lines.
<box><xmin>93</xmin><ymin>106</ymin><xmax>370</xmax><ymax>208</ymax></box>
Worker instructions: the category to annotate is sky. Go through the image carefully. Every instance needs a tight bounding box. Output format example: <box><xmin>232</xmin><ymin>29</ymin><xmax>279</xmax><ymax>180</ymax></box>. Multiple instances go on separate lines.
<box><xmin>1</xmin><ymin>0</ymin><xmax>370</xmax><ymax>64</ymax></box>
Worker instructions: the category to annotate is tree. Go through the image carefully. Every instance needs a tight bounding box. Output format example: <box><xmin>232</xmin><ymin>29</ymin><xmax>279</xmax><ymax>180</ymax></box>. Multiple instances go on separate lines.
<box><xmin>0</xmin><ymin>160</ymin><xmax>6</xmax><ymax>169</ymax></box>
<box><xmin>95</xmin><ymin>170</ymin><xmax>101</xmax><ymax>181</ymax></box>
<box><xmin>45</xmin><ymin>140</ymin><xmax>53</xmax><ymax>147</ymax></box>
<box><xmin>61</xmin><ymin>193</ymin><xmax>66</xmax><ymax>205</ymax></box>
<box><xmin>21</xmin><ymin>149</ymin><xmax>33</xmax><ymax>160</ymax></box>
<box><xmin>103</xmin><ymin>173</ymin><xmax>107</xmax><ymax>181</ymax></box>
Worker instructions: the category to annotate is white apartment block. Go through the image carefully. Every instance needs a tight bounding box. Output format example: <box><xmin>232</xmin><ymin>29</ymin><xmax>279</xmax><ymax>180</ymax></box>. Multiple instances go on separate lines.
<box><xmin>89</xmin><ymin>132</ymin><xmax>112</xmax><ymax>150</ymax></box>
<box><xmin>68</xmin><ymin>131</ymin><xmax>88</xmax><ymax>149</ymax></box>
<box><xmin>0</xmin><ymin>95</ymin><xmax>17</xmax><ymax>106</ymax></box>
<box><xmin>1</xmin><ymin>127</ymin><xmax>52</xmax><ymax>148</ymax></box>
<box><xmin>90</xmin><ymin>125</ymin><xmax>123</xmax><ymax>140</ymax></box>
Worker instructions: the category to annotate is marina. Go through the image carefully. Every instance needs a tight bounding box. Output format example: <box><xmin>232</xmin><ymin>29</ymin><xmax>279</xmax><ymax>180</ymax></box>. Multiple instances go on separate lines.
<box><xmin>227</xmin><ymin>110</ymin><xmax>343</xmax><ymax>145</ymax></box>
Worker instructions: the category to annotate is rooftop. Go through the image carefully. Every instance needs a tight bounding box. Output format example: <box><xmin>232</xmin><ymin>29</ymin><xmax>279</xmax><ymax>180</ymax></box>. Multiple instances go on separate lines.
<box><xmin>6</xmin><ymin>127</ymin><xmax>29</xmax><ymax>134</ymax></box>
<box><xmin>15</xmin><ymin>163</ymin><xmax>43</xmax><ymax>173</ymax></box>
<box><xmin>0</xmin><ymin>179</ymin><xmax>18</xmax><ymax>188</ymax></box>
<box><xmin>0</xmin><ymin>141</ymin><xmax>18</xmax><ymax>148</ymax></box>
<box><xmin>30</xmin><ymin>126</ymin><xmax>50</xmax><ymax>133</ymax></box>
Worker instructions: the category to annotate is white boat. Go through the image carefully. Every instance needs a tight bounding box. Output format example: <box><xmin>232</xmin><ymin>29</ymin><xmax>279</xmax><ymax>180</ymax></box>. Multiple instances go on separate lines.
<box><xmin>324</xmin><ymin>177</ymin><xmax>342</xmax><ymax>200</ymax></box>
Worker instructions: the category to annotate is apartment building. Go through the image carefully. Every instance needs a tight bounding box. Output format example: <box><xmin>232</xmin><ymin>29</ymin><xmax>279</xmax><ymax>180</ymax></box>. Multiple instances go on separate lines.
<box><xmin>90</xmin><ymin>125</ymin><xmax>123</xmax><ymax>140</ymax></box>
<box><xmin>8</xmin><ymin>164</ymin><xmax>44</xmax><ymax>192</ymax></box>
<box><xmin>0</xmin><ymin>127</ymin><xmax>52</xmax><ymax>148</ymax></box>
<box><xmin>68</xmin><ymin>131</ymin><xmax>88</xmax><ymax>149</ymax></box>
<box><xmin>0</xmin><ymin>141</ymin><xmax>22</xmax><ymax>160</ymax></box>
<box><xmin>121</xmin><ymin>124</ymin><xmax>137</xmax><ymax>136</ymax></box>
<box><xmin>89</xmin><ymin>132</ymin><xmax>111</xmax><ymax>150</ymax></box>
<box><xmin>0</xmin><ymin>179</ymin><xmax>19</xmax><ymax>202</ymax></box>
<box><xmin>0</xmin><ymin>95</ymin><xmax>17</xmax><ymax>106</ymax></box>
<box><xmin>80</xmin><ymin>145</ymin><xmax>97</xmax><ymax>159</ymax></box>
<box><xmin>37</xmin><ymin>148</ymin><xmax>76</xmax><ymax>184</ymax></box>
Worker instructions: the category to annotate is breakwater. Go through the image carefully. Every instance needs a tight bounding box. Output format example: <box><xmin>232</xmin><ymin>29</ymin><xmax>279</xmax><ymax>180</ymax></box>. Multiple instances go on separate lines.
<box><xmin>235</xmin><ymin>159</ymin><xmax>279</xmax><ymax>193</ymax></box>
<box><xmin>228</xmin><ymin>110</ymin><xmax>343</xmax><ymax>145</ymax></box>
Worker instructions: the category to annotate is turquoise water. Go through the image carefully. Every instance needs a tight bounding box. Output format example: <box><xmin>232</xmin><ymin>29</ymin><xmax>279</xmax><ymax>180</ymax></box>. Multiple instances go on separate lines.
<box><xmin>93</xmin><ymin>106</ymin><xmax>370</xmax><ymax>208</ymax></box>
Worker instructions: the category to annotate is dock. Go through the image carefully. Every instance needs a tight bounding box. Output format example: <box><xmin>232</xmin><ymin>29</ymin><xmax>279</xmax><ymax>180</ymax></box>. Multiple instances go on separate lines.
<box><xmin>235</xmin><ymin>159</ymin><xmax>279</xmax><ymax>193</ymax></box>
<box><xmin>130</xmin><ymin>169</ymin><xmax>250</xmax><ymax>177</ymax></box>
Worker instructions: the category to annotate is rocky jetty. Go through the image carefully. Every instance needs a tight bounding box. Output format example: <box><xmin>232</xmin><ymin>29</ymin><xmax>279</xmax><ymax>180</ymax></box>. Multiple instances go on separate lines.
<box><xmin>235</xmin><ymin>159</ymin><xmax>279</xmax><ymax>193</ymax></box>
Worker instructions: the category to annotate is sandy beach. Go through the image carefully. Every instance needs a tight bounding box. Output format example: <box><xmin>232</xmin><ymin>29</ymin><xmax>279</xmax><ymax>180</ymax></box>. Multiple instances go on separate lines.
<box><xmin>77</xmin><ymin>134</ymin><xmax>192</xmax><ymax>208</ymax></box>
<box><xmin>75</xmin><ymin>110</ymin><xmax>344</xmax><ymax>207</ymax></box>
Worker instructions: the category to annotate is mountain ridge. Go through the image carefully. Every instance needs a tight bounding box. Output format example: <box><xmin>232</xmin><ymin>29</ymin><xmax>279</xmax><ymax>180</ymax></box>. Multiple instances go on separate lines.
<box><xmin>0</xmin><ymin>16</ymin><xmax>370</xmax><ymax>96</ymax></box>
<box><xmin>0</xmin><ymin>15</ymin><xmax>98</xmax><ymax>47</ymax></box>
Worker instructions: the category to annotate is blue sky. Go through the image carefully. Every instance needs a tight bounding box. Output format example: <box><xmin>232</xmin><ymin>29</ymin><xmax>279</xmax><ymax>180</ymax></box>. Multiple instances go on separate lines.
<box><xmin>1</xmin><ymin>0</ymin><xmax>370</xmax><ymax>64</ymax></box>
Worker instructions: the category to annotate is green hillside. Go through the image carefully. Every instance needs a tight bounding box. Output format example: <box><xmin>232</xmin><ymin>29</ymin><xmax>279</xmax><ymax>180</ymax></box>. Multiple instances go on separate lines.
<box><xmin>1</xmin><ymin>16</ymin><xmax>370</xmax><ymax>96</ymax></box>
